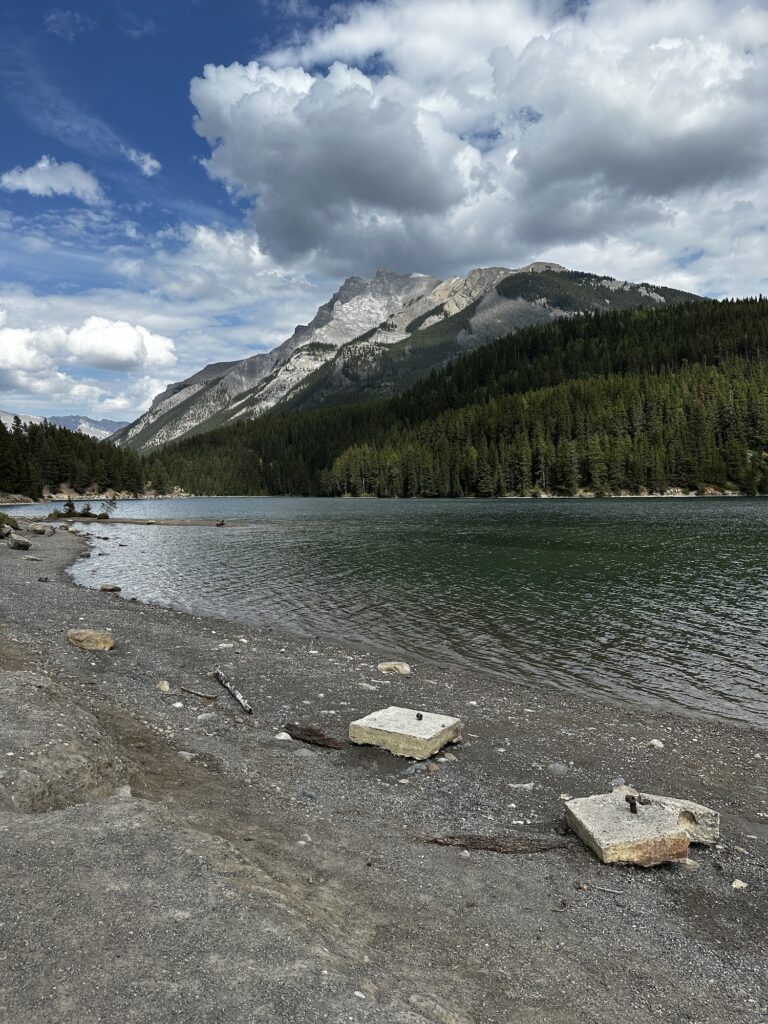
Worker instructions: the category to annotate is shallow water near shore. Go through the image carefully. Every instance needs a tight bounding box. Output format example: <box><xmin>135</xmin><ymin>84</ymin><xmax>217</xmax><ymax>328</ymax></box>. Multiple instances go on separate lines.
<box><xmin>12</xmin><ymin>495</ymin><xmax>767</xmax><ymax>725</ymax></box>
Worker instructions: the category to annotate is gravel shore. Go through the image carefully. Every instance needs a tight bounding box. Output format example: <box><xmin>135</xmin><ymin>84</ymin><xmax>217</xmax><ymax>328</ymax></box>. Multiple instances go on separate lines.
<box><xmin>1</xmin><ymin>523</ymin><xmax>766</xmax><ymax>1023</ymax></box>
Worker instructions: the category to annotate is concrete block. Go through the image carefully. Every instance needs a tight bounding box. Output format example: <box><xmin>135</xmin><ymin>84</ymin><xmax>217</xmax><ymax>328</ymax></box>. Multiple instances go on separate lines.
<box><xmin>565</xmin><ymin>786</ymin><xmax>719</xmax><ymax>867</ymax></box>
<box><xmin>349</xmin><ymin>706</ymin><xmax>461</xmax><ymax>760</ymax></box>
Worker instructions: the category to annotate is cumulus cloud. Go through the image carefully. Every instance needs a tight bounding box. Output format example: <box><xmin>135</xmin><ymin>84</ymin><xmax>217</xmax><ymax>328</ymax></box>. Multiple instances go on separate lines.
<box><xmin>189</xmin><ymin>0</ymin><xmax>768</xmax><ymax>278</ymax></box>
<box><xmin>123</xmin><ymin>147</ymin><xmax>162</xmax><ymax>177</ymax></box>
<box><xmin>44</xmin><ymin>9</ymin><xmax>96</xmax><ymax>41</ymax></box>
<box><xmin>0</xmin><ymin>155</ymin><xmax>105</xmax><ymax>206</ymax></box>
<box><xmin>116</xmin><ymin>223</ymin><xmax>284</xmax><ymax>301</ymax></box>
<box><xmin>0</xmin><ymin>313</ymin><xmax>175</xmax><ymax>373</ymax></box>
<box><xmin>0</xmin><ymin>309</ymin><xmax>178</xmax><ymax>417</ymax></box>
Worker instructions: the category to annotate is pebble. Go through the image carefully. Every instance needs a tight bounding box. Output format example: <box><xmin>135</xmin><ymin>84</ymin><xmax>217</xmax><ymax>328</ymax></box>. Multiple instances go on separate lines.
<box><xmin>732</xmin><ymin>879</ymin><xmax>748</xmax><ymax>890</ymax></box>
<box><xmin>274</xmin><ymin>731</ymin><xmax>292</xmax><ymax>741</ymax></box>
<box><xmin>648</xmin><ymin>739</ymin><xmax>665</xmax><ymax>749</ymax></box>
<box><xmin>548</xmin><ymin>762</ymin><xmax>569</xmax><ymax>776</ymax></box>
<box><xmin>156</xmin><ymin>681</ymin><xmax>171</xmax><ymax>692</ymax></box>
<box><xmin>177</xmin><ymin>751</ymin><xmax>195</xmax><ymax>761</ymax></box>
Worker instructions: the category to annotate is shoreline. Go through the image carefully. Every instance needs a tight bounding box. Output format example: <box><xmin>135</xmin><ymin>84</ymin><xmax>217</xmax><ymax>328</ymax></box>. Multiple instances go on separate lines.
<box><xmin>1</xmin><ymin>523</ymin><xmax>766</xmax><ymax>1022</ymax></box>
<box><xmin>2</xmin><ymin>489</ymin><xmax>756</xmax><ymax>507</ymax></box>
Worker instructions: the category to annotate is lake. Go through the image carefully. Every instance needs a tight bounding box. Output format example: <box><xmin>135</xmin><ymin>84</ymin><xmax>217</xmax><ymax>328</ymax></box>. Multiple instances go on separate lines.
<box><xmin>9</xmin><ymin>496</ymin><xmax>768</xmax><ymax>725</ymax></box>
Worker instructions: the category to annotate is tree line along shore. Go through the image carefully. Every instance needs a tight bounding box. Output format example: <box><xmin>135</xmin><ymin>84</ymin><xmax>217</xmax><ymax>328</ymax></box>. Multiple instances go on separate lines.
<box><xmin>2</xmin><ymin>297</ymin><xmax>768</xmax><ymax>500</ymax></box>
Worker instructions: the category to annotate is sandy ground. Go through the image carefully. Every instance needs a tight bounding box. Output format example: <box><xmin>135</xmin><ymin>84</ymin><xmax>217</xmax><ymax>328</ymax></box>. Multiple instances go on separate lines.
<box><xmin>0</xmin><ymin>523</ymin><xmax>766</xmax><ymax>1024</ymax></box>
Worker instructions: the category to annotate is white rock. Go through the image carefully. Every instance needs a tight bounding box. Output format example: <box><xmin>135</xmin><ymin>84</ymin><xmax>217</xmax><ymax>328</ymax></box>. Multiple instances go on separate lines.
<box><xmin>377</xmin><ymin>661</ymin><xmax>411</xmax><ymax>675</ymax></box>
<box><xmin>648</xmin><ymin>738</ymin><xmax>665</xmax><ymax>749</ymax></box>
<box><xmin>274</xmin><ymin>731</ymin><xmax>292</xmax><ymax>741</ymax></box>
<box><xmin>732</xmin><ymin>879</ymin><xmax>748</xmax><ymax>890</ymax></box>
<box><xmin>156</xmin><ymin>680</ymin><xmax>171</xmax><ymax>692</ymax></box>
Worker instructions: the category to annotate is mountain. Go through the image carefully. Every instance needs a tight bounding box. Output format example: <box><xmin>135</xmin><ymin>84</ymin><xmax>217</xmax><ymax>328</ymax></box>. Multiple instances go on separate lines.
<box><xmin>143</xmin><ymin>297</ymin><xmax>768</xmax><ymax>499</ymax></box>
<box><xmin>115</xmin><ymin>262</ymin><xmax>700</xmax><ymax>452</ymax></box>
<box><xmin>0</xmin><ymin>410</ymin><xmax>129</xmax><ymax>441</ymax></box>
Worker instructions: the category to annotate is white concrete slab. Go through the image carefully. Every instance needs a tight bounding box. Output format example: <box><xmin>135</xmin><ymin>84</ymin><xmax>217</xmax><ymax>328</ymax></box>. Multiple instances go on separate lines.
<box><xmin>565</xmin><ymin>786</ymin><xmax>719</xmax><ymax>867</ymax></box>
<box><xmin>349</xmin><ymin>706</ymin><xmax>461</xmax><ymax>760</ymax></box>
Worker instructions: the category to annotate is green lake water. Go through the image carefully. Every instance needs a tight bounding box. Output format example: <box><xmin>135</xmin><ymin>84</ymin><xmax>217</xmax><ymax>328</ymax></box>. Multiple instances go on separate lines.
<box><xmin>11</xmin><ymin>496</ymin><xmax>766</xmax><ymax>725</ymax></box>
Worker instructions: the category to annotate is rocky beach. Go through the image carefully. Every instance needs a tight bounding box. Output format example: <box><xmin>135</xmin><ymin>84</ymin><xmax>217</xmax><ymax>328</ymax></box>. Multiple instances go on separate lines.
<box><xmin>1</xmin><ymin>522</ymin><xmax>766</xmax><ymax>1023</ymax></box>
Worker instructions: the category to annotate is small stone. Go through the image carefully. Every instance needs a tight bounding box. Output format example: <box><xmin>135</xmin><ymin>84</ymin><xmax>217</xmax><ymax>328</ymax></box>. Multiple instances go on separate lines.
<box><xmin>37</xmin><ymin>576</ymin><xmax>50</xmax><ymax>582</ymax></box>
<box><xmin>358</xmin><ymin>682</ymin><xmax>378</xmax><ymax>691</ymax></box>
<box><xmin>156</xmin><ymin>680</ymin><xmax>171</xmax><ymax>692</ymax></box>
<box><xmin>172</xmin><ymin>702</ymin><xmax>184</xmax><ymax>709</ymax></box>
<box><xmin>442</xmin><ymin>752</ymin><xmax>458</xmax><ymax>763</ymax></box>
<box><xmin>611</xmin><ymin>776</ymin><xmax>626</xmax><ymax>788</ymax></box>
<box><xmin>177</xmin><ymin>751</ymin><xmax>195</xmax><ymax>761</ymax></box>
<box><xmin>648</xmin><ymin>739</ymin><xmax>665</xmax><ymax>750</ymax></box>
<box><xmin>100</xmin><ymin>583</ymin><xmax>121</xmax><ymax>592</ymax></box>
<box><xmin>678</xmin><ymin>858</ymin><xmax>700</xmax><ymax>872</ymax></box>
<box><xmin>274</xmin><ymin>731</ymin><xmax>292</xmax><ymax>740</ymax></box>
<box><xmin>353</xmin><ymin>992</ymin><xmax>366</xmax><ymax>1000</ymax></box>
<box><xmin>197</xmin><ymin>712</ymin><xmax>216</xmax><ymax>721</ymax></box>
<box><xmin>66</xmin><ymin>628</ymin><xmax>114</xmax><ymax>651</ymax></box>
<box><xmin>78</xmin><ymin>551</ymin><xmax>91</xmax><ymax>559</ymax></box>
<box><xmin>376</xmin><ymin>661</ymin><xmax>411</xmax><ymax>675</ymax></box>
<box><xmin>460</xmin><ymin>849</ymin><xmax>471</xmax><ymax>858</ymax></box>
<box><xmin>548</xmin><ymin>762</ymin><xmax>569</xmax><ymax>776</ymax></box>
<box><xmin>732</xmin><ymin>879</ymin><xmax>748</xmax><ymax>890</ymax></box>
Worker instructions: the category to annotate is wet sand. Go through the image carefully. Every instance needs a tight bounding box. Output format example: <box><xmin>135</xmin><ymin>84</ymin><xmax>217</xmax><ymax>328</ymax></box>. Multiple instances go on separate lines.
<box><xmin>1</xmin><ymin>522</ymin><xmax>766</xmax><ymax>1023</ymax></box>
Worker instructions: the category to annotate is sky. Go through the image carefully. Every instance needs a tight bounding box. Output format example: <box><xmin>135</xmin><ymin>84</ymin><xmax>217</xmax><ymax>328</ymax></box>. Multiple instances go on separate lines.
<box><xmin>0</xmin><ymin>0</ymin><xmax>766</xmax><ymax>421</ymax></box>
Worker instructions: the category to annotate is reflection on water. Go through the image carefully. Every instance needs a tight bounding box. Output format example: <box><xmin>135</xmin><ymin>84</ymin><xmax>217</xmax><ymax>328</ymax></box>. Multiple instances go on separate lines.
<box><xmin>29</xmin><ymin>496</ymin><xmax>766</xmax><ymax>725</ymax></box>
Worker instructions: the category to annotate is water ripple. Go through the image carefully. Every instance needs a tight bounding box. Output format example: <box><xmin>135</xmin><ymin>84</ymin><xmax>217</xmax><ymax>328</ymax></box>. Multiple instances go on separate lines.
<box><xmin>51</xmin><ymin>495</ymin><xmax>768</xmax><ymax>726</ymax></box>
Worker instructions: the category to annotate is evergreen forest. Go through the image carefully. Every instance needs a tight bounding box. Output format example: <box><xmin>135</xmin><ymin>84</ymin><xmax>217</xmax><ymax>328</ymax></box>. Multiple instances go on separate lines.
<box><xmin>143</xmin><ymin>298</ymin><xmax>768</xmax><ymax>498</ymax></box>
<box><xmin>0</xmin><ymin>418</ymin><xmax>145</xmax><ymax>499</ymax></box>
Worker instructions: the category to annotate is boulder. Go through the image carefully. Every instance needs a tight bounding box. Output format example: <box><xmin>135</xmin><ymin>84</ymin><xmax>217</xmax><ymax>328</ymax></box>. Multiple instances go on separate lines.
<box><xmin>8</xmin><ymin>532</ymin><xmax>32</xmax><ymax>550</ymax></box>
<box><xmin>377</xmin><ymin>661</ymin><xmax>412</xmax><ymax>675</ymax></box>
<box><xmin>28</xmin><ymin>524</ymin><xmax>48</xmax><ymax>535</ymax></box>
<box><xmin>0</xmin><ymin>524</ymin><xmax>11</xmax><ymax>538</ymax></box>
<box><xmin>349</xmin><ymin>706</ymin><xmax>461</xmax><ymax>760</ymax></box>
<box><xmin>565</xmin><ymin>786</ymin><xmax>719</xmax><ymax>867</ymax></box>
<box><xmin>66</xmin><ymin>629</ymin><xmax>115</xmax><ymax>652</ymax></box>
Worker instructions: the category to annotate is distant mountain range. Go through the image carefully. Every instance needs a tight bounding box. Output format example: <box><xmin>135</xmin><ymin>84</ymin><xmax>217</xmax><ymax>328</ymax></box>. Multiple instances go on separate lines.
<box><xmin>112</xmin><ymin>262</ymin><xmax>700</xmax><ymax>452</ymax></box>
<box><xmin>0</xmin><ymin>411</ymin><xmax>129</xmax><ymax>441</ymax></box>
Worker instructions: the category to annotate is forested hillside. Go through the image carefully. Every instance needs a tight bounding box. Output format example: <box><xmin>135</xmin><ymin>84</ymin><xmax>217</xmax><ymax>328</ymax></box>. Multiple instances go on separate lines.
<box><xmin>144</xmin><ymin>298</ymin><xmax>768</xmax><ymax>497</ymax></box>
<box><xmin>0</xmin><ymin>418</ymin><xmax>144</xmax><ymax>499</ymax></box>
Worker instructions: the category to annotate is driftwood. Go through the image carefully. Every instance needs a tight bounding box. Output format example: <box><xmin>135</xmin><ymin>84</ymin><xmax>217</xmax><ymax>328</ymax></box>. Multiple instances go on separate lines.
<box><xmin>417</xmin><ymin>834</ymin><xmax>568</xmax><ymax>855</ymax></box>
<box><xmin>283</xmin><ymin>723</ymin><xmax>345</xmax><ymax>749</ymax></box>
<box><xmin>213</xmin><ymin>667</ymin><xmax>252</xmax><ymax>714</ymax></box>
<box><xmin>181</xmin><ymin>686</ymin><xmax>218</xmax><ymax>701</ymax></box>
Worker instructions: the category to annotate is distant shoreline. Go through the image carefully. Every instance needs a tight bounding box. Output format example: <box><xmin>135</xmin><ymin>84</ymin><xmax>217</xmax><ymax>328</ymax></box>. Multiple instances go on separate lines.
<box><xmin>1</xmin><ymin>489</ymin><xmax>755</xmax><ymax>508</ymax></box>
